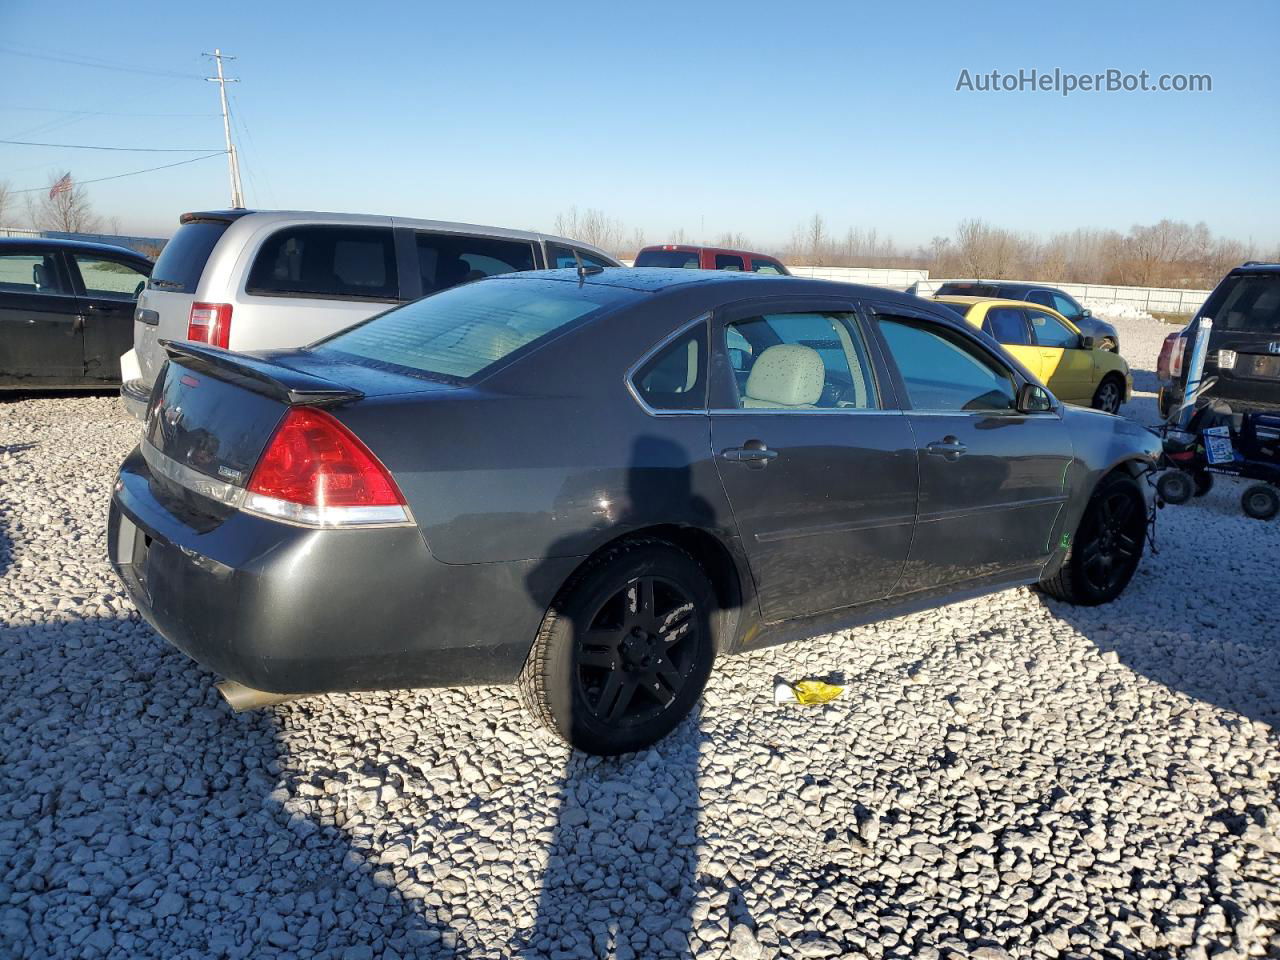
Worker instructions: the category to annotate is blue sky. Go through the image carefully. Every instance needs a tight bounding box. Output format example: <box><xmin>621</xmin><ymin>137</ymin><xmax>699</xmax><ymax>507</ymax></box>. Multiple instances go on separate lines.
<box><xmin>2</xmin><ymin>0</ymin><xmax>1276</xmax><ymax>249</ymax></box>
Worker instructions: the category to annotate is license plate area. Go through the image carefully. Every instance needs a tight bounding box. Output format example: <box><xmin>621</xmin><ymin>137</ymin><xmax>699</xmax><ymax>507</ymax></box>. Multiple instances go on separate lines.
<box><xmin>1245</xmin><ymin>354</ymin><xmax>1280</xmax><ymax>379</ymax></box>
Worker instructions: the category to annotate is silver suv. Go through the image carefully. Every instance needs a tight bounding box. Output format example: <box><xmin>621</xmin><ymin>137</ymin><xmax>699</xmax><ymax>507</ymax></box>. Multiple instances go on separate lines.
<box><xmin>121</xmin><ymin>210</ymin><xmax>620</xmax><ymax>418</ymax></box>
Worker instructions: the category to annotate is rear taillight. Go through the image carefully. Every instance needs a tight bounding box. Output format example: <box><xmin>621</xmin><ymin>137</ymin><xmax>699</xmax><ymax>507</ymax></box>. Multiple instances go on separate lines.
<box><xmin>188</xmin><ymin>302</ymin><xmax>232</xmax><ymax>348</ymax></box>
<box><xmin>1157</xmin><ymin>332</ymin><xmax>1188</xmax><ymax>380</ymax></box>
<box><xmin>243</xmin><ymin>407</ymin><xmax>408</xmax><ymax>527</ymax></box>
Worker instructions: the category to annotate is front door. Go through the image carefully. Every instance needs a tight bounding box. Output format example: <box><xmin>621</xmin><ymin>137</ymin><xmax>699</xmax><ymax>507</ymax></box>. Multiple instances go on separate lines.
<box><xmin>68</xmin><ymin>252</ymin><xmax>150</xmax><ymax>384</ymax></box>
<box><xmin>0</xmin><ymin>248</ymin><xmax>83</xmax><ymax>385</ymax></box>
<box><xmin>1027</xmin><ymin>307</ymin><xmax>1093</xmax><ymax>403</ymax></box>
<box><xmin>709</xmin><ymin>301</ymin><xmax>918</xmax><ymax>623</ymax></box>
<box><xmin>871</xmin><ymin>308</ymin><xmax>1074</xmax><ymax>594</ymax></box>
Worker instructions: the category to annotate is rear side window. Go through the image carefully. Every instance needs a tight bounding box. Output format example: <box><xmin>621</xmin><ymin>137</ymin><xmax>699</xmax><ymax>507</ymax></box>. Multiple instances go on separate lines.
<box><xmin>983</xmin><ymin>307</ymin><xmax>1032</xmax><ymax>345</ymax></box>
<box><xmin>547</xmin><ymin>244</ymin><xmax>614</xmax><ymax>270</ymax></box>
<box><xmin>751</xmin><ymin>259</ymin><xmax>784</xmax><ymax>274</ymax></box>
<box><xmin>247</xmin><ymin>225</ymin><xmax>397</xmax><ymax>300</ymax></box>
<box><xmin>632</xmin><ymin>327</ymin><xmax>707</xmax><ymax>411</ymax></box>
<box><xmin>634</xmin><ymin>250</ymin><xmax>700</xmax><ymax>269</ymax></box>
<box><xmin>316</xmin><ymin>277</ymin><xmax>611</xmax><ymax>381</ymax></box>
<box><xmin>149</xmin><ymin>219</ymin><xmax>229</xmax><ymax>293</ymax></box>
<box><xmin>0</xmin><ymin>252</ymin><xmax>69</xmax><ymax>296</ymax></box>
<box><xmin>715</xmin><ymin>254</ymin><xmax>745</xmax><ymax>271</ymax></box>
<box><xmin>1207</xmin><ymin>274</ymin><xmax>1280</xmax><ymax>335</ymax></box>
<box><xmin>879</xmin><ymin>317</ymin><xmax>1017</xmax><ymax>412</ymax></box>
<box><xmin>418</xmin><ymin>233</ymin><xmax>537</xmax><ymax>295</ymax></box>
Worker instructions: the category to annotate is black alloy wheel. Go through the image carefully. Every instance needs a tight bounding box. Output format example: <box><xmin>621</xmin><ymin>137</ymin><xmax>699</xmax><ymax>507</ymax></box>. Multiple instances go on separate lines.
<box><xmin>1075</xmin><ymin>484</ymin><xmax>1146</xmax><ymax>597</ymax></box>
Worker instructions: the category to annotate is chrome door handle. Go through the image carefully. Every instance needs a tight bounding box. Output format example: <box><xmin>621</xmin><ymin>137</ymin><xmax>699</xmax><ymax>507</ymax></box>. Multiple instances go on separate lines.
<box><xmin>926</xmin><ymin>436</ymin><xmax>967</xmax><ymax>460</ymax></box>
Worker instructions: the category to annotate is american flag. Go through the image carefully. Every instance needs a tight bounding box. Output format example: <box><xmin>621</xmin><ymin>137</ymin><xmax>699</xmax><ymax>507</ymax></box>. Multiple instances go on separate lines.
<box><xmin>48</xmin><ymin>172</ymin><xmax>72</xmax><ymax>200</ymax></box>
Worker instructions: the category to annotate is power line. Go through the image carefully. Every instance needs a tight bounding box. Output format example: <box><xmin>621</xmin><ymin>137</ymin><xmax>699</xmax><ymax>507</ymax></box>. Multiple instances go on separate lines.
<box><xmin>0</xmin><ymin>138</ymin><xmax>224</xmax><ymax>153</ymax></box>
<box><xmin>8</xmin><ymin>152</ymin><xmax>227</xmax><ymax>194</ymax></box>
<box><xmin>0</xmin><ymin>105</ymin><xmax>219</xmax><ymax>118</ymax></box>
<box><xmin>0</xmin><ymin>45</ymin><xmax>203</xmax><ymax>81</ymax></box>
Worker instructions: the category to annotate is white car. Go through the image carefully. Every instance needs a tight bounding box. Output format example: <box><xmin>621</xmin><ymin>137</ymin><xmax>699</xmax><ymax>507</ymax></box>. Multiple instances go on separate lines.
<box><xmin>121</xmin><ymin>210</ymin><xmax>620</xmax><ymax>418</ymax></box>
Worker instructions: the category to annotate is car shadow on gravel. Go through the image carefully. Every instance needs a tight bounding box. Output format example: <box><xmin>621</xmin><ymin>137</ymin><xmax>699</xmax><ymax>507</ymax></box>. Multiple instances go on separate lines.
<box><xmin>0</xmin><ymin>614</ymin><xmax>459</xmax><ymax>958</ymax></box>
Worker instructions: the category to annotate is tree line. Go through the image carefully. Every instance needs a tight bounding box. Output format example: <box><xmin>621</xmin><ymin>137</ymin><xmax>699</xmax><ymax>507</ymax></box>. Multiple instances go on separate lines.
<box><xmin>558</xmin><ymin>207</ymin><xmax>1276</xmax><ymax>290</ymax></box>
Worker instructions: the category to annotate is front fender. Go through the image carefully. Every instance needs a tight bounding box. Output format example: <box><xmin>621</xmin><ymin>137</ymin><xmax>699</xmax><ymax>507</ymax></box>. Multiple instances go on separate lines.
<box><xmin>1041</xmin><ymin>408</ymin><xmax>1161</xmax><ymax>578</ymax></box>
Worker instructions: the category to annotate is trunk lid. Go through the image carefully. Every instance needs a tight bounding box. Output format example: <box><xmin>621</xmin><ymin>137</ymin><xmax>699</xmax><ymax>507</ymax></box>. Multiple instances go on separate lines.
<box><xmin>1202</xmin><ymin>271</ymin><xmax>1280</xmax><ymax>409</ymax></box>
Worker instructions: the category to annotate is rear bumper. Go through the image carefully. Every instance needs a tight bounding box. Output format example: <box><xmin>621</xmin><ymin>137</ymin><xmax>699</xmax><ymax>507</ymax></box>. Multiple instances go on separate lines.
<box><xmin>120</xmin><ymin>378</ymin><xmax>151</xmax><ymax>421</ymax></box>
<box><xmin>107</xmin><ymin>446</ymin><xmax>574</xmax><ymax>694</ymax></box>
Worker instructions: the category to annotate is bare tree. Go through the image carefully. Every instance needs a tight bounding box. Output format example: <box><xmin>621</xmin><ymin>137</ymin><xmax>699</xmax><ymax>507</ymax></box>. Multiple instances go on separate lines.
<box><xmin>29</xmin><ymin>173</ymin><xmax>102</xmax><ymax>234</ymax></box>
<box><xmin>0</xmin><ymin>181</ymin><xmax>11</xmax><ymax>227</ymax></box>
<box><xmin>552</xmin><ymin>206</ymin><xmax>626</xmax><ymax>255</ymax></box>
<box><xmin>715</xmin><ymin>231</ymin><xmax>750</xmax><ymax>250</ymax></box>
<box><xmin>806</xmin><ymin>213</ymin><xmax>827</xmax><ymax>266</ymax></box>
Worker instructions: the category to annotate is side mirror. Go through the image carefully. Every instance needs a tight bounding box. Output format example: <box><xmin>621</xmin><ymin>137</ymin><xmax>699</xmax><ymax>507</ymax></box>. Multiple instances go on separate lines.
<box><xmin>1017</xmin><ymin>382</ymin><xmax>1054</xmax><ymax>414</ymax></box>
<box><xmin>1082</xmin><ymin>308</ymin><xmax>1092</xmax><ymax>318</ymax></box>
<box><xmin>1080</xmin><ymin>335</ymin><xmax>1095</xmax><ymax>350</ymax></box>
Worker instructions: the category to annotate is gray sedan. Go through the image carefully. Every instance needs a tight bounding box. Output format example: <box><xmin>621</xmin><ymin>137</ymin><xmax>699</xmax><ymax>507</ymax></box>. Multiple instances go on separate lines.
<box><xmin>108</xmin><ymin>268</ymin><xmax>1161</xmax><ymax>755</ymax></box>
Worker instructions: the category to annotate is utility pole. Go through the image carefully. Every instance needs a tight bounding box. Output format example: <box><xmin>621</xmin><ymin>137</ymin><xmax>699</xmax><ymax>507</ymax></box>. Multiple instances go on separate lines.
<box><xmin>204</xmin><ymin>48</ymin><xmax>245</xmax><ymax>209</ymax></box>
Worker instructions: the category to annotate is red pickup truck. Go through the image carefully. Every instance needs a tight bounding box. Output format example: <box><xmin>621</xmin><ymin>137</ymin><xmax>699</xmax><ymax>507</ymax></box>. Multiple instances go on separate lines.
<box><xmin>633</xmin><ymin>244</ymin><xmax>789</xmax><ymax>275</ymax></box>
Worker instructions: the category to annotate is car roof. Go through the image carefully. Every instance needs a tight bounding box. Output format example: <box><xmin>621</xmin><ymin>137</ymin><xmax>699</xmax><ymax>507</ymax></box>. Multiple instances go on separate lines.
<box><xmin>1233</xmin><ymin>261</ymin><xmax>1280</xmax><ymax>274</ymax></box>
<box><xmin>179</xmin><ymin>209</ymin><xmax>618</xmax><ymax>262</ymax></box>
<box><xmin>638</xmin><ymin>243</ymin><xmax>782</xmax><ymax>261</ymax></box>
<box><xmin>0</xmin><ymin>236</ymin><xmax>151</xmax><ymax>260</ymax></box>
<box><xmin>934</xmin><ymin>295</ymin><xmax>1073</xmax><ymax>323</ymax></box>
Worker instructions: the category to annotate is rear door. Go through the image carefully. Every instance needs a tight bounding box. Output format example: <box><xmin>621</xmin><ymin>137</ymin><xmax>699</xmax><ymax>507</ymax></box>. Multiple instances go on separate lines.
<box><xmin>0</xmin><ymin>246</ymin><xmax>83</xmax><ymax>385</ymax></box>
<box><xmin>1027</xmin><ymin>307</ymin><xmax>1093</xmax><ymax>403</ymax></box>
<box><xmin>68</xmin><ymin>251</ymin><xmax>150</xmax><ymax>384</ymax></box>
<box><xmin>979</xmin><ymin>305</ymin><xmax>1043</xmax><ymax>379</ymax></box>
<box><xmin>868</xmin><ymin>304</ymin><xmax>1073</xmax><ymax>594</ymax></box>
<box><xmin>709</xmin><ymin>298</ymin><xmax>918</xmax><ymax>622</ymax></box>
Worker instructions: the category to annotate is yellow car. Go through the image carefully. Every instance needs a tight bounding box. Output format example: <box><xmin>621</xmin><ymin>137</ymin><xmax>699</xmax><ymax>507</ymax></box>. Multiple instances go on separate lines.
<box><xmin>934</xmin><ymin>296</ymin><xmax>1132</xmax><ymax>413</ymax></box>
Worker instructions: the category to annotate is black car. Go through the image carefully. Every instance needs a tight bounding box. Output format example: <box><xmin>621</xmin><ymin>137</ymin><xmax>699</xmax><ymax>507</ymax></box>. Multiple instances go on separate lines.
<box><xmin>1157</xmin><ymin>262</ymin><xmax>1280</xmax><ymax>417</ymax></box>
<box><xmin>932</xmin><ymin>281</ymin><xmax>1119</xmax><ymax>352</ymax></box>
<box><xmin>0</xmin><ymin>237</ymin><xmax>152</xmax><ymax>389</ymax></box>
<box><xmin>108</xmin><ymin>268</ymin><xmax>1161</xmax><ymax>755</ymax></box>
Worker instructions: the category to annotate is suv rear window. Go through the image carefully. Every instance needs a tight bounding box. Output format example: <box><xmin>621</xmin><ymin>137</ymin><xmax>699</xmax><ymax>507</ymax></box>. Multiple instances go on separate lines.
<box><xmin>1207</xmin><ymin>274</ymin><xmax>1280</xmax><ymax>335</ymax></box>
<box><xmin>635</xmin><ymin>250</ymin><xmax>700</xmax><ymax>269</ymax></box>
<box><xmin>936</xmin><ymin>282</ymin><xmax>1001</xmax><ymax>297</ymax></box>
<box><xmin>246</xmin><ymin>225</ymin><xmax>398</xmax><ymax>300</ymax></box>
<box><xmin>148</xmin><ymin>219</ymin><xmax>229</xmax><ymax>294</ymax></box>
<box><xmin>316</xmin><ymin>277</ymin><xmax>613</xmax><ymax>381</ymax></box>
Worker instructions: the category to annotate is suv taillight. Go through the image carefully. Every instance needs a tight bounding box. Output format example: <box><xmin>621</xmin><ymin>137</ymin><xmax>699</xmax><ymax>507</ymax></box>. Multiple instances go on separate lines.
<box><xmin>188</xmin><ymin>302</ymin><xmax>232</xmax><ymax>348</ymax></box>
<box><xmin>244</xmin><ymin>407</ymin><xmax>408</xmax><ymax>527</ymax></box>
<box><xmin>1157</xmin><ymin>332</ymin><xmax>1188</xmax><ymax>380</ymax></box>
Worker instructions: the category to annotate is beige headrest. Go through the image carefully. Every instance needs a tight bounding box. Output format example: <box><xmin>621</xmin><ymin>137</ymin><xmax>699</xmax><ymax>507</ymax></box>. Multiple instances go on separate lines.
<box><xmin>743</xmin><ymin>344</ymin><xmax>824</xmax><ymax>408</ymax></box>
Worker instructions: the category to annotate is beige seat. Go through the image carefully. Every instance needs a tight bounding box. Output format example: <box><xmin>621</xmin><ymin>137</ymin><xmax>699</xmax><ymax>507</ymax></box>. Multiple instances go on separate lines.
<box><xmin>741</xmin><ymin>344</ymin><xmax>825</xmax><ymax>409</ymax></box>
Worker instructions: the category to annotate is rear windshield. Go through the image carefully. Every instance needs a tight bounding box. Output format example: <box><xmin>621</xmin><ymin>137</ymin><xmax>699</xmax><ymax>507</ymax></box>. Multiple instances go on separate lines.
<box><xmin>315</xmin><ymin>277</ymin><xmax>613</xmax><ymax>381</ymax></box>
<box><xmin>936</xmin><ymin>282</ymin><xmax>1000</xmax><ymax>297</ymax></box>
<box><xmin>1206</xmin><ymin>273</ymin><xmax>1280</xmax><ymax>335</ymax></box>
<box><xmin>635</xmin><ymin>250</ymin><xmax>700</xmax><ymax>269</ymax></box>
<box><xmin>148</xmin><ymin>219</ymin><xmax>229</xmax><ymax>293</ymax></box>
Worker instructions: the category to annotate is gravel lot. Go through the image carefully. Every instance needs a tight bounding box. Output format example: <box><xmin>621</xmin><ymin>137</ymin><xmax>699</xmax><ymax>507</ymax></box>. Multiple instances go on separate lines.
<box><xmin>1</xmin><ymin>311</ymin><xmax>1276</xmax><ymax>960</ymax></box>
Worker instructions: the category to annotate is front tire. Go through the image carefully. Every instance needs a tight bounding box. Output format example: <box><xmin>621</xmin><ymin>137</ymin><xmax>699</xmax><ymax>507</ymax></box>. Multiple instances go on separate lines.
<box><xmin>1091</xmin><ymin>375</ymin><xmax>1124</xmax><ymax>414</ymax></box>
<box><xmin>517</xmin><ymin>540</ymin><xmax>716</xmax><ymax>756</ymax></box>
<box><xmin>1040</xmin><ymin>473</ymin><xmax>1147</xmax><ymax>606</ymax></box>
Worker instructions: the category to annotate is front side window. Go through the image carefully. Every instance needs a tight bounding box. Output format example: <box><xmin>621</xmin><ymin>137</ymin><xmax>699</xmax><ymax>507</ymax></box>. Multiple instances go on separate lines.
<box><xmin>1025</xmin><ymin>290</ymin><xmax>1054</xmax><ymax>307</ymax></box>
<box><xmin>247</xmin><ymin>225</ymin><xmax>398</xmax><ymax>300</ymax></box>
<box><xmin>0</xmin><ymin>252</ymin><xmax>68</xmax><ymax>296</ymax></box>
<box><xmin>982</xmin><ymin>306</ymin><xmax>1032</xmax><ymax>345</ymax></box>
<box><xmin>725</xmin><ymin>312</ymin><xmax>878</xmax><ymax>410</ymax></box>
<box><xmin>1028</xmin><ymin>309</ymin><xmax>1080</xmax><ymax>348</ymax></box>
<box><xmin>316</xmin><ymin>277</ymin><xmax>611</xmax><ymax>381</ymax></box>
<box><xmin>1050</xmin><ymin>293</ymin><xmax>1082</xmax><ymax>320</ymax></box>
<box><xmin>879</xmin><ymin>317</ymin><xmax>1018</xmax><ymax>412</ymax></box>
<box><xmin>751</xmin><ymin>259</ymin><xmax>784</xmax><ymax>274</ymax></box>
<box><xmin>715</xmin><ymin>254</ymin><xmax>745</xmax><ymax>272</ymax></box>
<box><xmin>547</xmin><ymin>244</ymin><xmax>614</xmax><ymax>270</ymax></box>
<box><xmin>417</xmin><ymin>234</ymin><xmax>537</xmax><ymax>295</ymax></box>
<box><xmin>632</xmin><ymin>327</ymin><xmax>707</xmax><ymax>411</ymax></box>
<box><xmin>72</xmin><ymin>255</ymin><xmax>148</xmax><ymax>300</ymax></box>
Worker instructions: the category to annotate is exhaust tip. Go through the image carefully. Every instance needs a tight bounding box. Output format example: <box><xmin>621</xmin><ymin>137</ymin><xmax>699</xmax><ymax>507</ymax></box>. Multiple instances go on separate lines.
<box><xmin>215</xmin><ymin>680</ymin><xmax>307</xmax><ymax>712</ymax></box>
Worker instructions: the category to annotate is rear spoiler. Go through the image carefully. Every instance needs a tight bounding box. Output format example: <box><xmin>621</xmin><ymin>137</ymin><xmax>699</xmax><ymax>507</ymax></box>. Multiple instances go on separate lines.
<box><xmin>161</xmin><ymin>341</ymin><xmax>363</xmax><ymax>406</ymax></box>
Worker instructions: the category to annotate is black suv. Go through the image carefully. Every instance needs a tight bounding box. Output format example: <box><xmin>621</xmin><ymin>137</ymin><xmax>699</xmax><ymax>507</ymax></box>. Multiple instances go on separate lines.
<box><xmin>932</xmin><ymin>281</ymin><xmax>1119</xmax><ymax>353</ymax></box>
<box><xmin>1157</xmin><ymin>262</ymin><xmax>1280</xmax><ymax>416</ymax></box>
<box><xmin>0</xmin><ymin>237</ymin><xmax>152</xmax><ymax>389</ymax></box>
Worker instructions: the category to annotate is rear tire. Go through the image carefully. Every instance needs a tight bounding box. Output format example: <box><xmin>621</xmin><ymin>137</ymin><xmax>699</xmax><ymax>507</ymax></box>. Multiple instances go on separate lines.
<box><xmin>1040</xmin><ymin>473</ymin><xmax>1147</xmax><ymax>606</ymax></box>
<box><xmin>517</xmin><ymin>540</ymin><xmax>716</xmax><ymax>756</ymax></box>
<box><xmin>1241</xmin><ymin>484</ymin><xmax>1279</xmax><ymax>521</ymax></box>
<box><xmin>1156</xmin><ymin>470</ymin><xmax>1194</xmax><ymax>505</ymax></box>
<box><xmin>1091</xmin><ymin>375</ymin><xmax>1124</xmax><ymax>414</ymax></box>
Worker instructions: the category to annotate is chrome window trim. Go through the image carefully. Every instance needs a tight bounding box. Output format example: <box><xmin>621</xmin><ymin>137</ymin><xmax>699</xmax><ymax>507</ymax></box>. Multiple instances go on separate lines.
<box><xmin>624</xmin><ymin>313</ymin><xmax>712</xmax><ymax>417</ymax></box>
<box><xmin>707</xmin><ymin>407</ymin><xmax>903</xmax><ymax>416</ymax></box>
